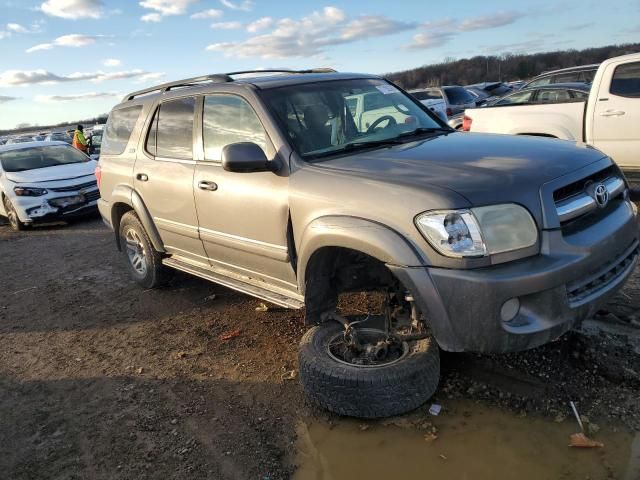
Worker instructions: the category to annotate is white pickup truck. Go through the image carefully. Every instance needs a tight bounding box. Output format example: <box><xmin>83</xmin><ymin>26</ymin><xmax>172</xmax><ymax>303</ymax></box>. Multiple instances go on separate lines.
<box><xmin>464</xmin><ymin>53</ymin><xmax>640</xmax><ymax>173</ymax></box>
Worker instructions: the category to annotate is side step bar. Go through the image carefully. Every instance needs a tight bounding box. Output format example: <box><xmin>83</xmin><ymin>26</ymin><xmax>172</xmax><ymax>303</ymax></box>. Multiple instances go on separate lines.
<box><xmin>163</xmin><ymin>257</ymin><xmax>304</xmax><ymax>309</ymax></box>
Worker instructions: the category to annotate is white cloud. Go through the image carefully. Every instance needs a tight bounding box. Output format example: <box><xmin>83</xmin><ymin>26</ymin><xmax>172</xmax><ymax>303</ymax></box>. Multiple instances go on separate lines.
<box><xmin>219</xmin><ymin>0</ymin><xmax>253</xmax><ymax>11</ymax></box>
<box><xmin>206</xmin><ymin>7</ymin><xmax>414</xmax><ymax>58</ymax></box>
<box><xmin>246</xmin><ymin>16</ymin><xmax>272</xmax><ymax>32</ymax></box>
<box><xmin>211</xmin><ymin>21</ymin><xmax>242</xmax><ymax>30</ymax></box>
<box><xmin>0</xmin><ymin>21</ymin><xmax>43</xmax><ymax>40</ymax></box>
<box><xmin>40</xmin><ymin>0</ymin><xmax>104</xmax><ymax>19</ymax></box>
<box><xmin>457</xmin><ymin>11</ymin><xmax>521</xmax><ymax>32</ymax></box>
<box><xmin>0</xmin><ymin>95</ymin><xmax>18</xmax><ymax>104</ymax></box>
<box><xmin>191</xmin><ymin>8</ymin><xmax>223</xmax><ymax>20</ymax></box>
<box><xmin>405</xmin><ymin>31</ymin><xmax>456</xmax><ymax>50</ymax></box>
<box><xmin>405</xmin><ymin>11</ymin><xmax>522</xmax><ymax>50</ymax></box>
<box><xmin>35</xmin><ymin>92</ymin><xmax>118</xmax><ymax>102</ymax></box>
<box><xmin>139</xmin><ymin>0</ymin><xmax>198</xmax><ymax>22</ymax></box>
<box><xmin>103</xmin><ymin>58</ymin><xmax>122</xmax><ymax>67</ymax></box>
<box><xmin>26</xmin><ymin>34</ymin><xmax>99</xmax><ymax>53</ymax></box>
<box><xmin>134</xmin><ymin>72</ymin><xmax>166</xmax><ymax>83</ymax></box>
<box><xmin>0</xmin><ymin>69</ymin><xmax>158</xmax><ymax>87</ymax></box>
<box><xmin>7</xmin><ymin>23</ymin><xmax>28</xmax><ymax>33</ymax></box>
<box><xmin>141</xmin><ymin>12</ymin><xmax>162</xmax><ymax>22</ymax></box>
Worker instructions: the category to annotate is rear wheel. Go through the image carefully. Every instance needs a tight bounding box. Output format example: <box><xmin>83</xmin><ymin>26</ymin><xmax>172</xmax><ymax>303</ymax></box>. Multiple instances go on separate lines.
<box><xmin>118</xmin><ymin>211</ymin><xmax>171</xmax><ymax>288</ymax></box>
<box><xmin>3</xmin><ymin>196</ymin><xmax>27</xmax><ymax>231</ymax></box>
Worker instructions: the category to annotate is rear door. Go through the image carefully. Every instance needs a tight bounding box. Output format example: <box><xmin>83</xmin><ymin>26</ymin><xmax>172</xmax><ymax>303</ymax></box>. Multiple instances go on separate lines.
<box><xmin>193</xmin><ymin>93</ymin><xmax>296</xmax><ymax>291</ymax></box>
<box><xmin>133</xmin><ymin>96</ymin><xmax>207</xmax><ymax>263</ymax></box>
<box><xmin>590</xmin><ymin>60</ymin><xmax>640</xmax><ymax>170</ymax></box>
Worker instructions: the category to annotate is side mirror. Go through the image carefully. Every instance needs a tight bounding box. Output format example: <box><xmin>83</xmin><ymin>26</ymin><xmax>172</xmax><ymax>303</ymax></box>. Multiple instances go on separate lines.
<box><xmin>222</xmin><ymin>142</ymin><xmax>273</xmax><ymax>173</ymax></box>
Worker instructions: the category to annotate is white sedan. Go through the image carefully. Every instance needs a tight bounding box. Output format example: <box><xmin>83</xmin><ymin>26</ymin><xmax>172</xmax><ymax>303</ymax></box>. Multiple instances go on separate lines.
<box><xmin>0</xmin><ymin>141</ymin><xmax>99</xmax><ymax>230</ymax></box>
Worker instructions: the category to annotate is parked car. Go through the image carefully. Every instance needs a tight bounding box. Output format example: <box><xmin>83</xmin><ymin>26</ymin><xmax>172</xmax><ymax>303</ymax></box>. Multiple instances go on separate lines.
<box><xmin>464</xmin><ymin>53</ymin><xmax>640</xmax><ymax>173</ymax></box>
<box><xmin>6</xmin><ymin>136</ymin><xmax>34</xmax><ymax>144</ymax></box>
<box><xmin>88</xmin><ymin>130</ymin><xmax>103</xmax><ymax>161</ymax></box>
<box><xmin>466</xmin><ymin>82</ymin><xmax>513</xmax><ymax>105</ymax></box>
<box><xmin>407</xmin><ymin>89</ymin><xmax>448</xmax><ymax>121</ymax></box>
<box><xmin>97</xmin><ymin>68</ymin><xmax>638</xmax><ymax>419</ymax></box>
<box><xmin>485</xmin><ymin>83</ymin><xmax>590</xmax><ymax>107</ymax></box>
<box><xmin>32</xmin><ymin>135</ymin><xmax>45</xmax><ymax>142</ymax></box>
<box><xmin>414</xmin><ymin>86</ymin><xmax>477</xmax><ymax>118</ymax></box>
<box><xmin>0</xmin><ymin>142</ymin><xmax>99</xmax><ymax>230</ymax></box>
<box><xmin>45</xmin><ymin>132</ymin><xmax>72</xmax><ymax>144</ymax></box>
<box><xmin>522</xmin><ymin>63</ymin><xmax>599</xmax><ymax>89</ymax></box>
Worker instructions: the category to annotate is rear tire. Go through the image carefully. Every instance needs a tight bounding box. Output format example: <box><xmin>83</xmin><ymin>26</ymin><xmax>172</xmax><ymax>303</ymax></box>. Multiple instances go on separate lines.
<box><xmin>3</xmin><ymin>196</ymin><xmax>27</xmax><ymax>231</ymax></box>
<box><xmin>118</xmin><ymin>211</ymin><xmax>171</xmax><ymax>288</ymax></box>
<box><xmin>299</xmin><ymin>321</ymin><xmax>440</xmax><ymax>418</ymax></box>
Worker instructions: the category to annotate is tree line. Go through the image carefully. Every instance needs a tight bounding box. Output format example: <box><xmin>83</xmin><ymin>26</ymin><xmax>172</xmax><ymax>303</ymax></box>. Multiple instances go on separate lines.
<box><xmin>385</xmin><ymin>43</ymin><xmax>640</xmax><ymax>89</ymax></box>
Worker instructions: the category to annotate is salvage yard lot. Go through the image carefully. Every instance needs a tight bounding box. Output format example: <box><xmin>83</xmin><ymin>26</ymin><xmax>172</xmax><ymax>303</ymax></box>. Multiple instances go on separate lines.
<box><xmin>1</xmin><ymin>216</ymin><xmax>639</xmax><ymax>479</ymax></box>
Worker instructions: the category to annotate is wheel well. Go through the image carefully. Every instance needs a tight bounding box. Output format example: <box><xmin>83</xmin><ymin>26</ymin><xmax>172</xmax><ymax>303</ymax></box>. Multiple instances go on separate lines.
<box><xmin>111</xmin><ymin>202</ymin><xmax>134</xmax><ymax>250</ymax></box>
<box><xmin>304</xmin><ymin>247</ymin><xmax>397</xmax><ymax>325</ymax></box>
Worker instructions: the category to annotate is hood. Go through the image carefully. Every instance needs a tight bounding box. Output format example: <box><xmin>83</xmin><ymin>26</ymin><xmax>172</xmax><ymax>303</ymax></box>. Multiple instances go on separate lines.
<box><xmin>312</xmin><ymin>132</ymin><xmax>608</xmax><ymax>226</ymax></box>
<box><xmin>5</xmin><ymin>160</ymin><xmax>97</xmax><ymax>184</ymax></box>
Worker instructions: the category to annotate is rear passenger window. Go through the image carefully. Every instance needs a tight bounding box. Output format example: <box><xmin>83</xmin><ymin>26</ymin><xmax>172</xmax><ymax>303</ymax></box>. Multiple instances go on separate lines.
<box><xmin>155</xmin><ymin>97</ymin><xmax>195</xmax><ymax>159</ymax></box>
<box><xmin>102</xmin><ymin>105</ymin><xmax>142</xmax><ymax>155</ymax></box>
<box><xmin>610</xmin><ymin>62</ymin><xmax>640</xmax><ymax>98</ymax></box>
<box><xmin>535</xmin><ymin>89</ymin><xmax>572</xmax><ymax>104</ymax></box>
<box><xmin>202</xmin><ymin>95</ymin><xmax>267</xmax><ymax>161</ymax></box>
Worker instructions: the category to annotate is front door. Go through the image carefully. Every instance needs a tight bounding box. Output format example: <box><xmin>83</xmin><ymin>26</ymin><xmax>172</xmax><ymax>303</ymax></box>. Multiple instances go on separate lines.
<box><xmin>193</xmin><ymin>94</ymin><xmax>296</xmax><ymax>291</ymax></box>
<box><xmin>133</xmin><ymin>96</ymin><xmax>207</xmax><ymax>264</ymax></box>
<box><xmin>591</xmin><ymin>60</ymin><xmax>640</xmax><ymax>171</ymax></box>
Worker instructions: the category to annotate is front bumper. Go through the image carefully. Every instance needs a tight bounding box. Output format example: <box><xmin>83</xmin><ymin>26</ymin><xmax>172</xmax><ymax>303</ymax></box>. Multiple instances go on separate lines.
<box><xmin>15</xmin><ymin>188</ymin><xmax>100</xmax><ymax>225</ymax></box>
<box><xmin>391</xmin><ymin>200</ymin><xmax>639</xmax><ymax>353</ymax></box>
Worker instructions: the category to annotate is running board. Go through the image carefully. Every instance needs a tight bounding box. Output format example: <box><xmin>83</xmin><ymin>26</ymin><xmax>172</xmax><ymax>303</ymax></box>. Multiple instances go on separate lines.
<box><xmin>163</xmin><ymin>257</ymin><xmax>304</xmax><ymax>309</ymax></box>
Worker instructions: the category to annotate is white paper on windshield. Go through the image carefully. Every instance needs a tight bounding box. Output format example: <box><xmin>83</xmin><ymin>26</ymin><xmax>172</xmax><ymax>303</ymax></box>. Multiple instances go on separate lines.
<box><xmin>375</xmin><ymin>84</ymin><xmax>399</xmax><ymax>95</ymax></box>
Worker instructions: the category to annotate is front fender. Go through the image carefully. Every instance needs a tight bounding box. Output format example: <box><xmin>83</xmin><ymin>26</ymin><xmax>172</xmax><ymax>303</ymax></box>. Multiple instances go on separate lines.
<box><xmin>296</xmin><ymin>215</ymin><xmax>426</xmax><ymax>294</ymax></box>
<box><xmin>109</xmin><ymin>185</ymin><xmax>165</xmax><ymax>253</ymax></box>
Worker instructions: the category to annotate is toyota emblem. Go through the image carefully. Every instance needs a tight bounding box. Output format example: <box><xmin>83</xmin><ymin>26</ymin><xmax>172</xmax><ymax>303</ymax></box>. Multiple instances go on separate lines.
<box><xmin>594</xmin><ymin>183</ymin><xmax>609</xmax><ymax>208</ymax></box>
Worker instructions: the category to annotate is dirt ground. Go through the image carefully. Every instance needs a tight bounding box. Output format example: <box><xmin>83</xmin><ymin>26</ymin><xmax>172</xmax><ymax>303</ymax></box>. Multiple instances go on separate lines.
<box><xmin>0</xmin><ymin>215</ymin><xmax>639</xmax><ymax>479</ymax></box>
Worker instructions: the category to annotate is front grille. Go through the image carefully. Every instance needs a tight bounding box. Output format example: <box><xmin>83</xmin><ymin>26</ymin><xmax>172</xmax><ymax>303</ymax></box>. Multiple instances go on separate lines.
<box><xmin>554</xmin><ymin>166</ymin><xmax>616</xmax><ymax>203</ymax></box>
<box><xmin>49</xmin><ymin>180</ymin><xmax>97</xmax><ymax>192</ymax></box>
<box><xmin>84</xmin><ymin>190</ymin><xmax>100</xmax><ymax>202</ymax></box>
<box><xmin>567</xmin><ymin>242</ymin><xmax>639</xmax><ymax>307</ymax></box>
<box><xmin>554</xmin><ymin>171</ymin><xmax>626</xmax><ymax>225</ymax></box>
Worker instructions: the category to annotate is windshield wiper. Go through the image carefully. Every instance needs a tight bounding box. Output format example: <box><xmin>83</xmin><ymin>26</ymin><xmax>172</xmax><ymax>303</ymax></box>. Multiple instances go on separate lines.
<box><xmin>397</xmin><ymin>127</ymin><xmax>452</xmax><ymax>139</ymax></box>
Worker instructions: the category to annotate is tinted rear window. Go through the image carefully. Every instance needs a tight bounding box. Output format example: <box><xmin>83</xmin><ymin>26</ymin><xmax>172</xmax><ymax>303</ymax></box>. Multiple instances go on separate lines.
<box><xmin>443</xmin><ymin>87</ymin><xmax>475</xmax><ymax>105</ymax></box>
<box><xmin>610</xmin><ymin>62</ymin><xmax>640</xmax><ymax>98</ymax></box>
<box><xmin>411</xmin><ymin>91</ymin><xmax>442</xmax><ymax>100</ymax></box>
<box><xmin>102</xmin><ymin>105</ymin><xmax>142</xmax><ymax>155</ymax></box>
<box><xmin>156</xmin><ymin>97</ymin><xmax>195</xmax><ymax>159</ymax></box>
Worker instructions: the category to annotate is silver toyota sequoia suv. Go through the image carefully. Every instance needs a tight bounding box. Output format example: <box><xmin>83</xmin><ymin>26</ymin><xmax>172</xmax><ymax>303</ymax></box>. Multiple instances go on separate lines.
<box><xmin>97</xmin><ymin>69</ymin><xmax>639</xmax><ymax>418</ymax></box>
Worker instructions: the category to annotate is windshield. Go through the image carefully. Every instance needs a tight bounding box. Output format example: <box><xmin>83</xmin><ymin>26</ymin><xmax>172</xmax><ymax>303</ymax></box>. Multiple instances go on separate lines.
<box><xmin>0</xmin><ymin>145</ymin><xmax>90</xmax><ymax>172</ymax></box>
<box><xmin>260</xmin><ymin>79</ymin><xmax>445</xmax><ymax>160</ymax></box>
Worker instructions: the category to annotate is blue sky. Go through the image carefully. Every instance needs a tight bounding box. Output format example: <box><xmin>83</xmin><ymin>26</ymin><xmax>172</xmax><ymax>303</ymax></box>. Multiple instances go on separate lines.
<box><xmin>0</xmin><ymin>0</ymin><xmax>638</xmax><ymax>130</ymax></box>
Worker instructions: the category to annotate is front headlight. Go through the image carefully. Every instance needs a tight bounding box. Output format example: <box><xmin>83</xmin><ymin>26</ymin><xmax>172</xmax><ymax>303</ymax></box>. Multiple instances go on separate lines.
<box><xmin>415</xmin><ymin>204</ymin><xmax>538</xmax><ymax>258</ymax></box>
<box><xmin>14</xmin><ymin>186</ymin><xmax>48</xmax><ymax>197</ymax></box>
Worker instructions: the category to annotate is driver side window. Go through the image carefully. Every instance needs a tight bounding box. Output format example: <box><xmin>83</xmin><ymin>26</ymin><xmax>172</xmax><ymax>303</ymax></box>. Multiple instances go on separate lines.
<box><xmin>203</xmin><ymin>95</ymin><xmax>268</xmax><ymax>162</ymax></box>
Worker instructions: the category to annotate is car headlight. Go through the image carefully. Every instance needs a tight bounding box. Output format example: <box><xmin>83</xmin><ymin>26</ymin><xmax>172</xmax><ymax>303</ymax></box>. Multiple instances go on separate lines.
<box><xmin>14</xmin><ymin>186</ymin><xmax>48</xmax><ymax>196</ymax></box>
<box><xmin>415</xmin><ymin>204</ymin><xmax>538</xmax><ymax>258</ymax></box>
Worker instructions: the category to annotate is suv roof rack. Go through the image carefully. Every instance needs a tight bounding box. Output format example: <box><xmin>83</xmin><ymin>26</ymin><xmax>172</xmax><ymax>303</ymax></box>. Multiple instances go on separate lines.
<box><xmin>123</xmin><ymin>68</ymin><xmax>337</xmax><ymax>101</ymax></box>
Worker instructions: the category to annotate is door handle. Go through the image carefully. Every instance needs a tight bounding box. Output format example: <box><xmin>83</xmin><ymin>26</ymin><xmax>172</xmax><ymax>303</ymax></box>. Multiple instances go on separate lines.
<box><xmin>136</xmin><ymin>173</ymin><xmax>148</xmax><ymax>181</ymax></box>
<box><xmin>198</xmin><ymin>180</ymin><xmax>218</xmax><ymax>191</ymax></box>
<box><xmin>599</xmin><ymin>110</ymin><xmax>625</xmax><ymax>117</ymax></box>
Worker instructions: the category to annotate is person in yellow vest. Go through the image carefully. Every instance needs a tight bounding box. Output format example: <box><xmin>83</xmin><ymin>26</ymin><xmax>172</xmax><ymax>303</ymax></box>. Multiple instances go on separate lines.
<box><xmin>72</xmin><ymin>124</ymin><xmax>88</xmax><ymax>153</ymax></box>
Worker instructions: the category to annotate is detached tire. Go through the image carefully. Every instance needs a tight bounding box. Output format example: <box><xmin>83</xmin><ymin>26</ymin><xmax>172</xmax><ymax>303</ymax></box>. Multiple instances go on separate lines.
<box><xmin>299</xmin><ymin>322</ymin><xmax>440</xmax><ymax>418</ymax></box>
<box><xmin>119</xmin><ymin>211</ymin><xmax>171</xmax><ymax>289</ymax></box>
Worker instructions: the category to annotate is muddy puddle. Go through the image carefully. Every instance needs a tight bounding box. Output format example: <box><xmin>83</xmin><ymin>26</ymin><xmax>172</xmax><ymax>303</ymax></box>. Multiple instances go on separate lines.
<box><xmin>295</xmin><ymin>401</ymin><xmax>640</xmax><ymax>480</ymax></box>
